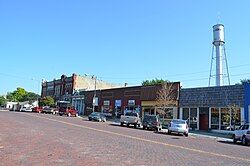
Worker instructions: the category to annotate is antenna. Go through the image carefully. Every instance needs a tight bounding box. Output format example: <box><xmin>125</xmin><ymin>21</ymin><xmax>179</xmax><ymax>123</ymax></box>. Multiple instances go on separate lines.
<box><xmin>217</xmin><ymin>12</ymin><xmax>221</xmax><ymax>24</ymax></box>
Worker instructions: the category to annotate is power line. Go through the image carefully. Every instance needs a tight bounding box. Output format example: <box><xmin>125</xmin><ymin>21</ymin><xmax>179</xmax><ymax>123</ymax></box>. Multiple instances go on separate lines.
<box><xmin>98</xmin><ymin>63</ymin><xmax>250</xmax><ymax>80</ymax></box>
<box><xmin>1</xmin><ymin>62</ymin><xmax>250</xmax><ymax>85</ymax></box>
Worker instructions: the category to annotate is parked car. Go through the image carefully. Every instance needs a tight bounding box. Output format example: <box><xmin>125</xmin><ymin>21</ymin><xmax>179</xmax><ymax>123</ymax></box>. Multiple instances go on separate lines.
<box><xmin>32</xmin><ymin>106</ymin><xmax>43</xmax><ymax>113</ymax></box>
<box><xmin>120</xmin><ymin>112</ymin><xmax>141</xmax><ymax>128</ymax></box>
<box><xmin>168</xmin><ymin>119</ymin><xmax>189</xmax><ymax>137</ymax></box>
<box><xmin>88</xmin><ymin>112</ymin><xmax>106</xmax><ymax>122</ymax></box>
<box><xmin>42</xmin><ymin>106</ymin><xmax>57</xmax><ymax>114</ymax></box>
<box><xmin>58</xmin><ymin>106</ymin><xmax>78</xmax><ymax>117</ymax></box>
<box><xmin>142</xmin><ymin>115</ymin><xmax>161</xmax><ymax>131</ymax></box>
<box><xmin>245</xmin><ymin>129</ymin><xmax>250</xmax><ymax>145</ymax></box>
<box><xmin>20</xmin><ymin>106</ymin><xmax>33</xmax><ymax>112</ymax></box>
<box><xmin>232</xmin><ymin>123</ymin><xmax>250</xmax><ymax>145</ymax></box>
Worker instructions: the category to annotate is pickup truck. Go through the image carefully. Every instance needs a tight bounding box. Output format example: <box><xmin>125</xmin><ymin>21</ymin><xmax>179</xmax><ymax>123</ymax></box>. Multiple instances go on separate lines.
<box><xmin>120</xmin><ymin>112</ymin><xmax>141</xmax><ymax>128</ymax></box>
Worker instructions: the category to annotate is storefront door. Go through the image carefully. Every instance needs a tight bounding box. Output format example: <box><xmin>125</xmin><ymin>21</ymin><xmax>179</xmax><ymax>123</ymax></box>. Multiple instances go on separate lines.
<box><xmin>199</xmin><ymin>107</ymin><xmax>209</xmax><ymax>130</ymax></box>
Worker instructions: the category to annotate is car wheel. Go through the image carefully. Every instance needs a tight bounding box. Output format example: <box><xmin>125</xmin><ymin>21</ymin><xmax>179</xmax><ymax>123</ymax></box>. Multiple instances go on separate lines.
<box><xmin>143</xmin><ymin>126</ymin><xmax>146</xmax><ymax>130</ymax></box>
<box><xmin>98</xmin><ymin>119</ymin><xmax>101</xmax><ymax>122</ymax></box>
<box><xmin>134</xmin><ymin>124</ymin><xmax>137</xmax><ymax>128</ymax></box>
<box><xmin>242</xmin><ymin>136</ymin><xmax>247</xmax><ymax>145</ymax></box>
<box><xmin>121</xmin><ymin>122</ymin><xmax>124</xmax><ymax>126</ymax></box>
<box><xmin>88</xmin><ymin>118</ymin><xmax>91</xmax><ymax>121</ymax></box>
<box><xmin>232</xmin><ymin>135</ymin><xmax>237</xmax><ymax>143</ymax></box>
<box><xmin>184</xmin><ymin>132</ymin><xmax>189</xmax><ymax>137</ymax></box>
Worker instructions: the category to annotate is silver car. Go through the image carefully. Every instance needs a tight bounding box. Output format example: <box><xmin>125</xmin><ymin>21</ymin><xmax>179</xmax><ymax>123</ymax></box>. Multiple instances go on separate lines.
<box><xmin>245</xmin><ymin>129</ymin><xmax>250</xmax><ymax>145</ymax></box>
<box><xmin>233</xmin><ymin>123</ymin><xmax>250</xmax><ymax>145</ymax></box>
<box><xmin>168</xmin><ymin>119</ymin><xmax>189</xmax><ymax>137</ymax></box>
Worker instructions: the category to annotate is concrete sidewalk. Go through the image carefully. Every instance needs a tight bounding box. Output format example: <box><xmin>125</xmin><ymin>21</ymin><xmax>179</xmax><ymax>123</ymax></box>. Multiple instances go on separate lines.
<box><xmin>81</xmin><ymin>115</ymin><xmax>233</xmax><ymax>141</ymax></box>
<box><xmin>189</xmin><ymin>130</ymin><xmax>233</xmax><ymax>140</ymax></box>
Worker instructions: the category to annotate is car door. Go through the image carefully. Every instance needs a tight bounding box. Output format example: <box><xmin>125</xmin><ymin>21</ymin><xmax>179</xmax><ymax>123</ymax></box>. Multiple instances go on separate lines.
<box><xmin>242</xmin><ymin>124</ymin><xmax>249</xmax><ymax>137</ymax></box>
<box><xmin>235</xmin><ymin>125</ymin><xmax>243</xmax><ymax>139</ymax></box>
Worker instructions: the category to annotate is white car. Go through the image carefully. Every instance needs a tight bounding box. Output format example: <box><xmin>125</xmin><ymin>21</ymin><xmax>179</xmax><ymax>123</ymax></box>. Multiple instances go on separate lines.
<box><xmin>232</xmin><ymin>123</ymin><xmax>250</xmax><ymax>145</ymax></box>
<box><xmin>20</xmin><ymin>106</ymin><xmax>33</xmax><ymax>112</ymax></box>
<box><xmin>168</xmin><ymin>119</ymin><xmax>189</xmax><ymax>137</ymax></box>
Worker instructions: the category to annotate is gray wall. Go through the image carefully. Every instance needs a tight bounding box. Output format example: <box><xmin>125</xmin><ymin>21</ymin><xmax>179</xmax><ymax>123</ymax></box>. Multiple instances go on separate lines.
<box><xmin>180</xmin><ymin>85</ymin><xmax>244</xmax><ymax>108</ymax></box>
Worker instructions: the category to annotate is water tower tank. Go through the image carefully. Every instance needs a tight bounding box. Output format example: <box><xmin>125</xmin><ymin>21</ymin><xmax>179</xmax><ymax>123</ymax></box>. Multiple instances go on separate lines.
<box><xmin>213</xmin><ymin>24</ymin><xmax>225</xmax><ymax>45</ymax></box>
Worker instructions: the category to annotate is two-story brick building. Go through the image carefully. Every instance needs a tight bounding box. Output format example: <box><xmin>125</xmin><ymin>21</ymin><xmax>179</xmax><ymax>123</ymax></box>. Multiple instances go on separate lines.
<box><xmin>41</xmin><ymin>73</ymin><xmax>118</xmax><ymax>101</ymax></box>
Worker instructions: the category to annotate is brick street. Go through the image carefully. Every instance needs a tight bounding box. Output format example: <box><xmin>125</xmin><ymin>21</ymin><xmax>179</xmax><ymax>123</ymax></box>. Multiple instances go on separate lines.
<box><xmin>0</xmin><ymin>111</ymin><xmax>249</xmax><ymax>166</ymax></box>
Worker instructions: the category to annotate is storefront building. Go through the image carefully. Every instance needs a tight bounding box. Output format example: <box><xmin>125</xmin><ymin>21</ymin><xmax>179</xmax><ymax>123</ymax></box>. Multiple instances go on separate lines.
<box><xmin>179</xmin><ymin>84</ymin><xmax>250</xmax><ymax>131</ymax></box>
<box><xmin>72</xmin><ymin>90</ymin><xmax>85</xmax><ymax>115</ymax></box>
<box><xmin>84</xmin><ymin>82</ymin><xmax>180</xmax><ymax>118</ymax></box>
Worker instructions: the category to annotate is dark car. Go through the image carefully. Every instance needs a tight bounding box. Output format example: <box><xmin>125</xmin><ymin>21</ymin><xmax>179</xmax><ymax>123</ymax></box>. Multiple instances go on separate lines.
<box><xmin>142</xmin><ymin>115</ymin><xmax>161</xmax><ymax>131</ymax></box>
<box><xmin>88</xmin><ymin>112</ymin><xmax>106</xmax><ymax>122</ymax></box>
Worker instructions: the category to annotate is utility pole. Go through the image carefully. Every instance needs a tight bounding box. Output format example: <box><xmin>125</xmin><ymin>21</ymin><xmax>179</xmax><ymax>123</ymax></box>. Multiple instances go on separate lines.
<box><xmin>92</xmin><ymin>76</ymin><xmax>97</xmax><ymax>112</ymax></box>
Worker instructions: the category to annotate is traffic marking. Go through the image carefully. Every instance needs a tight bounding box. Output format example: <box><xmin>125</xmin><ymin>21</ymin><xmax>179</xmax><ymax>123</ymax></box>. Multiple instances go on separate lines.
<box><xmin>26</xmin><ymin>113</ymin><xmax>250</xmax><ymax>163</ymax></box>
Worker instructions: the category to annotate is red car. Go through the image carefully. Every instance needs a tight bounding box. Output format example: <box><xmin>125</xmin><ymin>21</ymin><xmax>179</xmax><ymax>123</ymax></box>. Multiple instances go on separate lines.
<box><xmin>57</xmin><ymin>101</ymin><xmax>78</xmax><ymax>117</ymax></box>
<box><xmin>58</xmin><ymin>106</ymin><xmax>78</xmax><ymax>117</ymax></box>
<box><xmin>32</xmin><ymin>107</ymin><xmax>43</xmax><ymax>113</ymax></box>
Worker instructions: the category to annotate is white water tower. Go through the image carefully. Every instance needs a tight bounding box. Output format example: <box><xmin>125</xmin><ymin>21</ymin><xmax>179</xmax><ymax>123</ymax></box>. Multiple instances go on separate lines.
<box><xmin>209</xmin><ymin>24</ymin><xmax>230</xmax><ymax>86</ymax></box>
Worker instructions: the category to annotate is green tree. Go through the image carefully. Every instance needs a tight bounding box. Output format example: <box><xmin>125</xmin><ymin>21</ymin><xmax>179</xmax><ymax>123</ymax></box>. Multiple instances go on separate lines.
<box><xmin>142</xmin><ymin>78</ymin><xmax>169</xmax><ymax>86</ymax></box>
<box><xmin>39</xmin><ymin>96</ymin><xmax>55</xmax><ymax>107</ymax></box>
<box><xmin>23</xmin><ymin>92</ymin><xmax>40</xmax><ymax>103</ymax></box>
<box><xmin>6</xmin><ymin>88</ymin><xmax>27</xmax><ymax>102</ymax></box>
<box><xmin>6</xmin><ymin>88</ymin><xmax>40</xmax><ymax>102</ymax></box>
<box><xmin>0</xmin><ymin>96</ymin><xmax>7</xmax><ymax>106</ymax></box>
<box><xmin>235</xmin><ymin>79</ymin><xmax>250</xmax><ymax>85</ymax></box>
<box><xmin>240</xmin><ymin>79</ymin><xmax>250</xmax><ymax>84</ymax></box>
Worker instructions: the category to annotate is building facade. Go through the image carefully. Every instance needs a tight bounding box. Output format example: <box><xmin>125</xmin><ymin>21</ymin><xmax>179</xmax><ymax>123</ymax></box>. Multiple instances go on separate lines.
<box><xmin>41</xmin><ymin>73</ymin><xmax>118</xmax><ymax>101</ymax></box>
<box><xmin>83</xmin><ymin>82</ymin><xmax>180</xmax><ymax>122</ymax></box>
<box><xmin>179</xmin><ymin>84</ymin><xmax>250</xmax><ymax>131</ymax></box>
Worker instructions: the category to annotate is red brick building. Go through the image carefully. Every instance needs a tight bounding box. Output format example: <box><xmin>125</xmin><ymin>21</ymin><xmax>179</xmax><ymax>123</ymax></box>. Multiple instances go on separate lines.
<box><xmin>84</xmin><ymin>82</ymin><xmax>180</xmax><ymax>120</ymax></box>
<box><xmin>41</xmin><ymin>73</ymin><xmax>118</xmax><ymax>101</ymax></box>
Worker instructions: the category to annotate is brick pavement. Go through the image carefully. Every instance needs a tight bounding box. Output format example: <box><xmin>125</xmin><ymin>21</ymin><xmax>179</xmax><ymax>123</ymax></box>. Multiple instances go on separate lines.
<box><xmin>0</xmin><ymin>111</ymin><xmax>249</xmax><ymax>166</ymax></box>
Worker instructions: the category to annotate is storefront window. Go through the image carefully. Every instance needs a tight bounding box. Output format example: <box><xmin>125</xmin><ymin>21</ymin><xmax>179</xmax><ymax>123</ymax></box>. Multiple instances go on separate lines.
<box><xmin>221</xmin><ymin>108</ymin><xmax>230</xmax><ymax>130</ymax></box>
<box><xmin>231</xmin><ymin>107</ymin><xmax>241</xmax><ymax>130</ymax></box>
<box><xmin>143</xmin><ymin>108</ymin><xmax>155</xmax><ymax>116</ymax></box>
<box><xmin>182</xmin><ymin>108</ymin><xmax>189</xmax><ymax>120</ymax></box>
<box><xmin>190</xmin><ymin>108</ymin><xmax>197</xmax><ymax>129</ymax></box>
<box><xmin>156</xmin><ymin>108</ymin><xmax>173</xmax><ymax>119</ymax></box>
<box><xmin>156</xmin><ymin>107</ymin><xmax>173</xmax><ymax>125</ymax></box>
<box><xmin>211</xmin><ymin>108</ymin><xmax>219</xmax><ymax>129</ymax></box>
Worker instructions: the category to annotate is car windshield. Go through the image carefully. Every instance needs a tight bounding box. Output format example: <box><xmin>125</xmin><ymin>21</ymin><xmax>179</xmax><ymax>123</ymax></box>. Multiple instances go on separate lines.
<box><xmin>91</xmin><ymin>112</ymin><xmax>100</xmax><ymax>116</ymax></box>
<box><xmin>125</xmin><ymin>112</ymin><xmax>137</xmax><ymax>117</ymax></box>
<box><xmin>171</xmin><ymin>119</ymin><xmax>186</xmax><ymax>124</ymax></box>
<box><xmin>144</xmin><ymin>115</ymin><xmax>157</xmax><ymax>121</ymax></box>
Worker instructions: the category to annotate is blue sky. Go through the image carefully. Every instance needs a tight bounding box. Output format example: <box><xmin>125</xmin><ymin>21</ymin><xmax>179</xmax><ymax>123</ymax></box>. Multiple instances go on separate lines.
<box><xmin>1</xmin><ymin>0</ymin><xmax>250</xmax><ymax>95</ymax></box>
